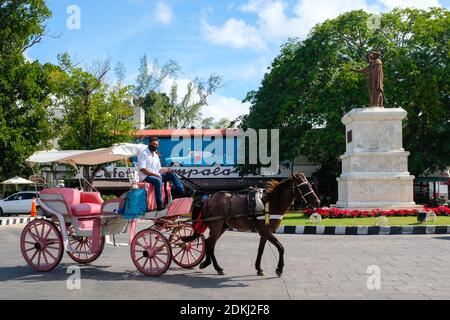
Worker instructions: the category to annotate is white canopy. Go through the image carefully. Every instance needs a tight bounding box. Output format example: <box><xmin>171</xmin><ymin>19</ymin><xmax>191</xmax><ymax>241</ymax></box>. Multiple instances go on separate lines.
<box><xmin>1</xmin><ymin>176</ymin><xmax>35</xmax><ymax>185</ymax></box>
<box><xmin>26</xmin><ymin>143</ymin><xmax>147</xmax><ymax>167</ymax></box>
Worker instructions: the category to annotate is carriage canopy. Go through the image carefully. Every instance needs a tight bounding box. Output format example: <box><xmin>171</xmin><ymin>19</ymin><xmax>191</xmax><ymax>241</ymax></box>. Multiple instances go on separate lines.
<box><xmin>26</xmin><ymin>143</ymin><xmax>147</xmax><ymax>166</ymax></box>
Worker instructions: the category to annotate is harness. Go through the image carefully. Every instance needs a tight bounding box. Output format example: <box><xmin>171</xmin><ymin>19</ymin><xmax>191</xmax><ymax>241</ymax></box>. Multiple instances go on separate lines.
<box><xmin>294</xmin><ymin>181</ymin><xmax>315</xmax><ymax>204</ymax></box>
<box><xmin>225</xmin><ymin>189</ymin><xmax>269</xmax><ymax>231</ymax></box>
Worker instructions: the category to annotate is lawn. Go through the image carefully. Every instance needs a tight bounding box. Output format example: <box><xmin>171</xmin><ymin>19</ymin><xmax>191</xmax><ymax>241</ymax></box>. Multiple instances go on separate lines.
<box><xmin>282</xmin><ymin>212</ymin><xmax>450</xmax><ymax>227</ymax></box>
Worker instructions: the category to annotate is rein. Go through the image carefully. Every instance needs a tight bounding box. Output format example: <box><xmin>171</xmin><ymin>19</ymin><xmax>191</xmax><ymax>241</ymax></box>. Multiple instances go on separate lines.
<box><xmin>177</xmin><ymin>173</ymin><xmax>251</xmax><ymax>194</ymax></box>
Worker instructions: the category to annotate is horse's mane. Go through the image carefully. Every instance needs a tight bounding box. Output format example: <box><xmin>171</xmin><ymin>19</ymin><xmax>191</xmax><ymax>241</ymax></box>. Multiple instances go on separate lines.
<box><xmin>262</xmin><ymin>177</ymin><xmax>293</xmax><ymax>203</ymax></box>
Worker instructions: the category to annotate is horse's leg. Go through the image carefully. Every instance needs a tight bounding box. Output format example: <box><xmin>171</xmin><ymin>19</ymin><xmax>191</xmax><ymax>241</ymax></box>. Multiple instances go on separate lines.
<box><xmin>199</xmin><ymin>222</ymin><xmax>226</xmax><ymax>271</ymax></box>
<box><xmin>207</xmin><ymin>222</ymin><xmax>227</xmax><ymax>275</ymax></box>
<box><xmin>255</xmin><ymin>235</ymin><xmax>267</xmax><ymax>276</ymax></box>
<box><xmin>199</xmin><ymin>237</ymin><xmax>212</xmax><ymax>270</ymax></box>
<box><xmin>266</xmin><ymin>232</ymin><xmax>285</xmax><ymax>277</ymax></box>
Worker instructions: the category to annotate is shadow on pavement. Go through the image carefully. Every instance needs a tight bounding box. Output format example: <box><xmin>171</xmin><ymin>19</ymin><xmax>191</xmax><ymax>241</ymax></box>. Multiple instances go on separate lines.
<box><xmin>0</xmin><ymin>263</ymin><xmax>279</xmax><ymax>289</ymax></box>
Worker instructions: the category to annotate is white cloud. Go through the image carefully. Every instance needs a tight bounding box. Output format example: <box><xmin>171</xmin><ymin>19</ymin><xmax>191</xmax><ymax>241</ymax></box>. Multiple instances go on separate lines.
<box><xmin>378</xmin><ymin>0</ymin><xmax>441</xmax><ymax>10</ymax></box>
<box><xmin>203</xmin><ymin>0</ymin><xmax>377</xmax><ymax>49</ymax></box>
<box><xmin>202</xmin><ymin>18</ymin><xmax>266</xmax><ymax>50</ymax></box>
<box><xmin>154</xmin><ymin>2</ymin><xmax>173</xmax><ymax>25</ymax></box>
<box><xmin>205</xmin><ymin>95</ymin><xmax>250</xmax><ymax>122</ymax></box>
<box><xmin>203</xmin><ymin>0</ymin><xmax>445</xmax><ymax>50</ymax></box>
<box><xmin>159</xmin><ymin>77</ymin><xmax>249</xmax><ymax>122</ymax></box>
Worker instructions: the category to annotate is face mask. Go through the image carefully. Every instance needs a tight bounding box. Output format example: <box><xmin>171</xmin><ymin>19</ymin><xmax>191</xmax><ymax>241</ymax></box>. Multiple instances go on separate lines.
<box><xmin>149</xmin><ymin>145</ymin><xmax>158</xmax><ymax>152</ymax></box>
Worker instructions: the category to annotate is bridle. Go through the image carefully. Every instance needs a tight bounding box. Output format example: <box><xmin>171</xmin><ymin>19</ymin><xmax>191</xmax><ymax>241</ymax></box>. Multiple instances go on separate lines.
<box><xmin>292</xmin><ymin>175</ymin><xmax>316</xmax><ymax>208</ymax></box>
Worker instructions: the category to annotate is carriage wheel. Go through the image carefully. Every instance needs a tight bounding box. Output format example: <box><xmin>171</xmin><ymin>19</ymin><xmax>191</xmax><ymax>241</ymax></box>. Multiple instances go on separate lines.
<box><xmin>20</xmin><ymin>219</ymin><xmax>64</xmax><ymax>272</ymax></box>
<box><xmin>130</xmin><ymin>228</ymin><xmax>172</xmax><ymax>276</ymax></box>
<box><xmin>67</xmin><ymin>227</ymin><xmax>105</xmax><ymax>264</ymax></box>
<box><xmin>169</xmin><ymin>225</ymin><xmax>206</xmax><ymax>269</ymax></box>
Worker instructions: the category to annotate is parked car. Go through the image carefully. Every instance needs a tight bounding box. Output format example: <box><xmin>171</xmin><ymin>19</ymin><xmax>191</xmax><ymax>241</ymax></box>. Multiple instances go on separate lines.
<box><xmin>165</xmin><ymin>151</ymin><xmax>234</xmax><ymax>167</ymax></box>
<box><xmin>0</xmin><ymin>191</ymin><xmax>40</xmax><ymax>217</ymax></box>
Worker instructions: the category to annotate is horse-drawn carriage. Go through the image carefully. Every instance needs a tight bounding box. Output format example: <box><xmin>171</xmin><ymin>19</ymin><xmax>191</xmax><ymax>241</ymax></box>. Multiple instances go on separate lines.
<box><xmin>20</xmin><ymin>143</ymin><xmax>205</xmax><ymax>276</ymax></box>
<box><xmin>20</xmin><ymin>143</ymin><xmax>321</xmax><ymax>278</ymax></box>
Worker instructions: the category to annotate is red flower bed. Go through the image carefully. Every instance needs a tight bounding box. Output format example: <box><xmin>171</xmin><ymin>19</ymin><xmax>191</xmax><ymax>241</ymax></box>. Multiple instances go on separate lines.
<box><xmin>304</xmin><ymin>206</ymin><xmax>450</xmax><ymax>219</ymax></box>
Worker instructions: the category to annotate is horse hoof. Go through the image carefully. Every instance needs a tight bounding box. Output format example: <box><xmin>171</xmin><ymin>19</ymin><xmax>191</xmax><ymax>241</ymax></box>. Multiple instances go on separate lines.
<box><xmin>275</xmin><ymin>270</ymin><xmax>282</xmax><ymax>277</ymax></box>
<box><xmin>199</xmin><ymin>261</ymin><xmax>210</xmax><ymax>270</ymax></box>
<box><xmin>257</xmin><ymin>271</ymin><xmax>265</xmax><ymax>276</ymax></box>
<box><xmin>217</xmin><ymin>270</ymin><xmax>225</xmax><ymax>275</ymax></box>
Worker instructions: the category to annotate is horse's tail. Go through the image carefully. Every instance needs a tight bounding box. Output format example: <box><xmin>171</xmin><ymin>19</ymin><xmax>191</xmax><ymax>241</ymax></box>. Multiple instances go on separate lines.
<box><xmin>182</xmin><ymin>199</ymin><xmax>208</xmax><ymax>243</ymax></box>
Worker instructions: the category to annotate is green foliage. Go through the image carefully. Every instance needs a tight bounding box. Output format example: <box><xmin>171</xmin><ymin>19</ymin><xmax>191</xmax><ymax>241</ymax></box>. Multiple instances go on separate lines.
<box><xmin>133</xmin><ymin>55</ymin><xmax>223</xmax><ymax>129</ymax></box>
<box><xmin>200</xmin><ymin>117</ymin><xmax>232</xmax><ymax>129</ymax></box>
<box><xmin>0</xmin><ymin>0</ymin><xmax>56</xmax><ymax>180</ymax></box>
<box><xmin>135</xmin><ymin>91</ymin><xmax>174</xmax><ymax>129</ymax></box>
<box><xmin>53</xmin><ymin>54</ymin><xmax>134</xmax><ymax>187</ymax></box>
<box><xmin>242</xmin><ymin>8</ymin><xmax>450</xmax><ymax>182</ymax></box>
<box><xmin>55</xmin><ymin>54</ymin><xmax>134</xmax><ymax>150</ymax></box>
<box><xmin>0</xmin><ymin>0</ymin><xmax>51</xmax><ymax>57</ymax></box>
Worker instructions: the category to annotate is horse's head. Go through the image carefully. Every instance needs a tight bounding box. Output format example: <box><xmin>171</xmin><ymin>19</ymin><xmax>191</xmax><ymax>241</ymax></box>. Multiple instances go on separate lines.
<box><xmin>292</xmin><ymin>172</ymin><xmax>321</xmax><ymax>209</ymax></box>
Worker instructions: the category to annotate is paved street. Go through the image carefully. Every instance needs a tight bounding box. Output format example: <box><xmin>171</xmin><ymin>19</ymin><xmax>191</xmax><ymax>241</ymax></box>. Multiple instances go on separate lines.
<box><xmin>2</xmin><ymin>223</ymin><xmax>450</xmax><ymax>300</ymax></box>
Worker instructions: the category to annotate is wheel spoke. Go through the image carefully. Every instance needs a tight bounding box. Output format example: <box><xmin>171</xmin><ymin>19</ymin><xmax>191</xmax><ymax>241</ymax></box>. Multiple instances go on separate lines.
<box><xmin>188</xmin><ymin>249</ymin><xmax>197</xmax><ymax>261</ymax></box>
<box><xmin>135</xmin><ymin>240</ymin><xmax>146</xmax><ymax>249</ymax></box>
<box><xmin>40</xmin><ymin>223</ymin><xmax>46</xmax><ymax>238</ymax></box>
<box><xmin>142</xmin><ymin>257</ymin><xmax>149</xmax><ymax>270</ymax></box>
<box><xmin>151</xmin><ymin>257</ymin><xmax>159</xmax><ymax>270</ymax></box>
<box><xmin>44</xmin><ymin>249</ymin><xmax>57</xmax><ymax>261</ymax></box>
<box><xmin>154</xmin><ymin>255</ymin><xmax>167</xmax><ymax>265</ymax></box>
<box><xmin>191</xmin><ymin>248</ymin><xmax>203</xmax><ymax>254</ymax></box>
<box><xmin>42</xmin><ymin>250</ymin><xmax>50</xmax><ymax>265</ymax></box>
<box><xmin>43</xmin><ymin>225</ymin><xmax>52</xmax><ymax>240</ymax></box>
<box><xmin>28</xmin><ymin>230</ymin><xmax>40</xmax><ymax>243</ymax></box>
<box><xmin>173</xmin><ymin>249</ymin><xmax>183</xmax><ymax>258</ymax></box>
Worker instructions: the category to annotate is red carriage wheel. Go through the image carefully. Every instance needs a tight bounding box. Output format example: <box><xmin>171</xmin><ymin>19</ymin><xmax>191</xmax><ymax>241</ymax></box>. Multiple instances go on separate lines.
<box><xmin>169</xmin><ymin>224</ymin><xmax>205</xmax><ymax>269</ymax></box>
<box><xmin>130</xmin><ymin>228</ymin><xmax>172</xmax><ymax>276</ymax></box>
<box><xmin>20</xmin><ymin>219</ymin><xmax>64</xmax><ymax>272</ymax></box>
<box><xmin>67</xmin><ymin>227</ymin><xmax>105</xmax><ymax>264</ymax></box>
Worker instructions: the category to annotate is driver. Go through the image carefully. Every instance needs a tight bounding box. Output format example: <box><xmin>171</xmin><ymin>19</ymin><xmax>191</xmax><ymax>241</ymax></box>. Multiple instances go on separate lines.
<box><xmin>137</xmin><ymin>137</ymin><xmax>190</xmax><ymax>211</ymax></box>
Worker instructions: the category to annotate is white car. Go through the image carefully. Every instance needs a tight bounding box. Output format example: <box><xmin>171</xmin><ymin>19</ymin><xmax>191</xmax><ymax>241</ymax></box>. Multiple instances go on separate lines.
<box><xmin>0</xmin><ymin>191</ymin><xmax>40</xmax><ymax>217</ymax></box>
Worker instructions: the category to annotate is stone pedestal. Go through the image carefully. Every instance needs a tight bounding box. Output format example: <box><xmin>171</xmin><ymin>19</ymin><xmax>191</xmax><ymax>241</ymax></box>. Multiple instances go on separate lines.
<box><xmin>336</xmin><ymin>107</ymin><xmax>418</xmax><ymax>209</ymax></box>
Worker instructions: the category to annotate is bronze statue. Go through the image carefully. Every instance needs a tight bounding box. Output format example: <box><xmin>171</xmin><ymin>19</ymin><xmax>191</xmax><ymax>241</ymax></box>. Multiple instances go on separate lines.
<box><xmin>352</xmin><ymin>51</ymin><xmax>384</xmax><ymax>107</ymax></box>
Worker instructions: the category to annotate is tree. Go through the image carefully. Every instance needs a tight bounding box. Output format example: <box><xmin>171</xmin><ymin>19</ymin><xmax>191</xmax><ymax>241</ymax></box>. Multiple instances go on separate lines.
<box><xmin>200</xmin><ymin>117</ymin><xmax>232</xmax><ymax>129</ymax></box>
<box><xmin>0</xmin><ymin>0</ymin><xmax>57</xmax><ymax>180</ymax></box>
<box><xmin>241</xmin><ymin>8</ymin><xmax>449</xmax><ymax>194</ymax></box>
<box><xmin>54</xmin><ymin>54</ymin><xmax>135</xmax><ymax>189</ymax></box>
<box><xmin>167</xmin><ymin>75</ymin><xmax>223</xmax><ymax>128</ymax></box>
<box><xmin>134</xmin><ymin>62</ymin><xmax>223</xmax><ymax>129</ymax></box>
<box><xmin>138</xmin><ymin>90</ymin><xmax>174</xmax><ymax>129</ymax></box>
<box><xmin>213</xmin><ymin>118</ymin><xmax>231</xmax><ymax>129</ymax></box>
<box><xmin>133</xmin><ymin>55</ymin><xmax>180</xmax><ymax>98</ymax></box>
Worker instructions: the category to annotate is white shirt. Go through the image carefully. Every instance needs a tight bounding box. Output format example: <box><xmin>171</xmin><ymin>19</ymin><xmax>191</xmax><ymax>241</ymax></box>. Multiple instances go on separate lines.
<box><xmin>137</xmin><ymin>147</ymin><xmax>162</xmax><ymax>181</ymax></box>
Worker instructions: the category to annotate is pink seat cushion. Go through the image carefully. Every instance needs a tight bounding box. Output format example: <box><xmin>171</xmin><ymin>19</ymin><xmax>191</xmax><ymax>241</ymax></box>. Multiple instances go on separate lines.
<box><xmin>41</xmin><ymin>188</ymin><xmax>81</xmax><ymax>206</ymax></box>
<box><xmin>71</xmin><ymin>203</ymin><xmax>102</xmax><ymax>217</ymax></box>
<box><xmin>81</xmin><ymin>192</ymin><xmax>104</xmax><ymax>205</ymax></box>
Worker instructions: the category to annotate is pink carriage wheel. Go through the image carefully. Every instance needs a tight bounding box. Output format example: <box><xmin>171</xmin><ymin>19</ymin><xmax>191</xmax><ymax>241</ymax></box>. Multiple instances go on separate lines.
<box><xmin>130</xmin><ymin>228</ymin><xmax>172</xmax><ymax>276</ymax></box>
<box><xmin>169</xmin><ymin>225</ymin><xmax>206</xmax><ymax>269</ymax></box>
<box><xmin>20</xmin><ymin>219</ymin><xmax>64</xmax><ymax>272</ymax></box>
<box><xmin>66</xmin><ymin>227</ymin><xmax>105</xmax><ymax>264</ymax></box>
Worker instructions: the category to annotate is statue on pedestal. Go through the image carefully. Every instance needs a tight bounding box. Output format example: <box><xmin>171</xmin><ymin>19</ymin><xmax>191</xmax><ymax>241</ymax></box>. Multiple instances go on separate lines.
<box><xmin>352</xmin><ymin>51</ymin><xmax>384</xmax><ymax>107</ymax></box>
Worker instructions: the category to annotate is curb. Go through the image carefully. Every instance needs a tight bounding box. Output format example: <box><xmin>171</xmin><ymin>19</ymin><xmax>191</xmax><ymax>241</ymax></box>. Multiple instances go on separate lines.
<box><xmin>232</xmin><ymin>225</ymin><xmax>450</xmax><ymax>235</ymax></box>
<box><xmin>0</xmin><ymin>217</ymin><xmax>35</xmax><ymax>227</ymax></box>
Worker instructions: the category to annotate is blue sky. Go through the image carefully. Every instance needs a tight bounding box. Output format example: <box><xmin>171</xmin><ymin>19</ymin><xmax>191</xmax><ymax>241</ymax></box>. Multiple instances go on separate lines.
<box><xmin>28</xmin><ymin>0</ymin><xmax>449</xmax><ymax>122</ymax></box>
